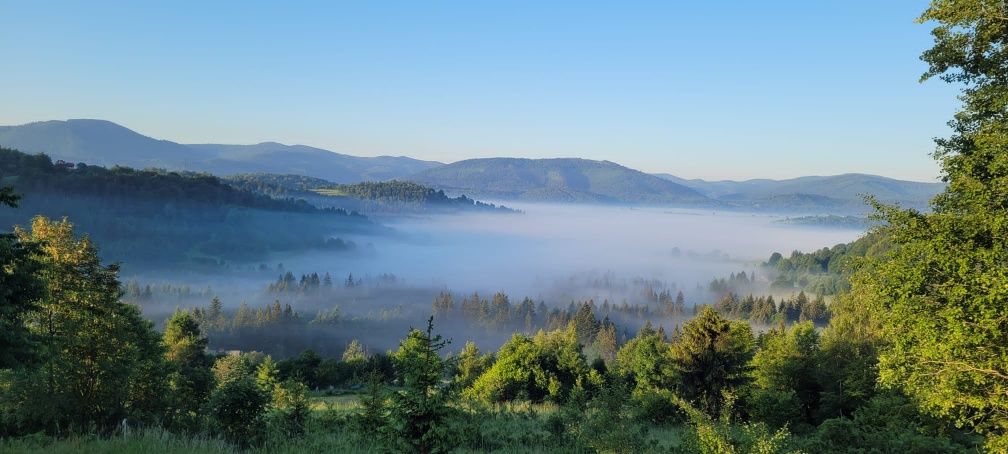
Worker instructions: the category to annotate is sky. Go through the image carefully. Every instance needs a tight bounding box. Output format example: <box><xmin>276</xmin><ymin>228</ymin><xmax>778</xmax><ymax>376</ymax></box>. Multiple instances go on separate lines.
<box><xmin>0</xmin><ymin>1</ymin><xmax>959</xmax><ymax>181</ymax></box>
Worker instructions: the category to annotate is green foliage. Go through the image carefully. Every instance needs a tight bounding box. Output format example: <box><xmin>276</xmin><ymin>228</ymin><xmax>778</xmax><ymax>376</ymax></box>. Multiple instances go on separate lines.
<box><xmin>354</xmin><ymin>371</ymin><xmax>388</xmax><ymax>436</ymax></box>
<box><xmin>451</xmin><ymin>341</ymin><xmax>493</xmax><ymax>391</ymax></box>
<box><xmin>798</xmin><ymin>393</ymin><xmax>978</xmax><ymax>453</ymax></box>
<box><xmin>163</xmin><ymin>310</ymin><xmax>214</xmax><ymax>432</ymax></box>
<box><xmin>206</xmin><ymin>377</ymin><xmax>270</xmax><ymax>449</ymax></box>
<box><xmin>674</xmin><ymin>396</ymin><xmax>797</xmax><ymax>454</ymax></box>
<box><xmin>616</xmin><ymin>329</ymin><xmax>677</xmax><ymax>393</ymax></box>
<box><xmin>0</xmin><ymin>187</ymin><xmax>41</xmax><ymax>369</ymax></box>
<box><xmin>9</xmin><ymin>216</ymin><xmax>169</xmax><ymax>434</ymax></box>
<box><xmin>387</xmin><ymin>317</ymin><xmax>456</xmax><ymax>453</ymax></box>
<box><xmin>671</xmin><ymin>307</ymin><xmax>755</xmax><ymax>417</ymax></box>
<box><xmin>815</xmin><ymin>284</ymin><xmax>885</xmax><ymax>420</ymax></box>
<box><xmin>467</xmin><ymin>327</ymin><xmax>601</xmax><ymax>404</ymax></box>
<box><xmin>842</xmin><ymin>1</ymin><xmax>1008</xmax><ymax>448</ymax></box>
<box><xmin>571</xmin><ymin>376</ymin><xmax>647</xmax><ymax>452</ymax></box>
<box><xmin>341</xmin><ymin>339</ymin><xmax>366</xmax><ymax>363</ymax></box>
<box><xmin>747</xmin><ymin>322</ymin><xmax>822</xmax><ymax>429</ymax></box>
<box><xmin>763</xmin><ymin>233</ymin><xmax>889</xmax><ymax>295</ymax></box>
<box><xmin>266</xmin><ymin>379</ymin><xmax>311</xmax><ymax>438</ymax></box>
<box><xmin>212</xmin><ymin>354</ymin><xmax>257</xmax><ymax>386</ymax></box>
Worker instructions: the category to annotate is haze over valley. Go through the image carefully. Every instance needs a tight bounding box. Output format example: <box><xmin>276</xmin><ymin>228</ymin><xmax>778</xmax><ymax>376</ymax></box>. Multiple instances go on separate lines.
<box><xmin>2</xmin><ymin>2</ymin><xmax>1001</xmax><ymax>452</ymax></box>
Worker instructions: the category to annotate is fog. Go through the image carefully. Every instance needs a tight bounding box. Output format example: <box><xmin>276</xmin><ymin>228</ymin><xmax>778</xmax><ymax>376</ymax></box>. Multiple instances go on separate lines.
<box><xmin>287</xmin><ymin>203</ymin><xmax>863</xmax><ymax>301</ymax></box>
<box><xmin>124</xmin><ymin>203</ymin><xmax>864</xmax><ymax>355</ymax></box>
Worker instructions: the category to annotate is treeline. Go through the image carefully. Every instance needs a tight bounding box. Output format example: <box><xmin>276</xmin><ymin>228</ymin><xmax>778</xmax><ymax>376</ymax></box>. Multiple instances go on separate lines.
<box><xmin>0</xmin><ymin>148</ymin><xmax>367</xmax><ymax>268</ymax></box>
<box><xmin>316</xmin><ymin>180</ymin><xmax>518</xmax><ymax>213</ymax></box>
<box><xmin>762</xmin><ymin>233</ymin><xmax>888</xmax><ymax>295</ymax></box>
<box><xmin>712</xmin><ymin>291</ymin><xmax>829</xmax><ymax>326</ymax></box>
<box><xmin>226</xmin><ymin>173</ymin><xmax>518</xmax><ymax>215</ymax></box>
<box><xmin>0</xmin><ymin>192</ymin><xmax>986</xmax><ymax>452</ymax></box>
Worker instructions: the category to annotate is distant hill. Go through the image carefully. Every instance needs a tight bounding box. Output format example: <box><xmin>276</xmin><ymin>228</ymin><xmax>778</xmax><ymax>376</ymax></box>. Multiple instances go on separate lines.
<box><xmin>0</xmin><ymin>147</ymin><xmax>370</xmax><ymax>269</ymax></box>
<box><xmin>410</xmin><ymin>158</ymin><xmax>708</xmax><ymax>205</ymax></box>
<box><xmin>226</xmin><ymin>173</ymin><xmax>517</xmax><ymax>215</ymax></box>
<box><xmin>654</xmin><ymin>173</ymin><xmax>944</xmax><ymax>211</ymax></box>
<box><xmin>0</xmin><ymin>119</ymin><xmax>442</xmax><ymax>183</ymax></box>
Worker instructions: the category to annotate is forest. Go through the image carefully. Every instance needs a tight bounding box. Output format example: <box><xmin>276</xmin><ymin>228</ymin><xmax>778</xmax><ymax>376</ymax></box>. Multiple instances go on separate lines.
<box><xmin>226</xmin><ymin>174</ymin><xmax>517</xmax><ymax>216</ymax></box>
<box><xmin>0</xmin><ymin>149</ymin><xmax>370</xmax><ymax>269</ymax></box>
<box><xmin>1</xmin><ymin>1</ymin><xmax>1007</xmax><ymax>452</ymax></box>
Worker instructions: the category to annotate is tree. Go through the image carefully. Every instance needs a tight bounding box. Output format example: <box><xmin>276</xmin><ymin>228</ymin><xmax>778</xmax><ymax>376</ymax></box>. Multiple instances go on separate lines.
<box><xmin>616</xmin><ymin>329</ymin><xmax>676</xmax><ymax>394</ymax></box>
<box><xmin>432</xmin><ymin>292</ymin><xmax>454</xmax><ymax>319</ymax></box>
<box><xmin>212</xmin><ymin>353</ymin><xmax>256</xmax><ymax>385</ymax></box>
<box><xmin>206</xmin><ymin>296</ymin><xmax>225</xmax><ymax>332</ymax></box>
<box><xmin>255</xmin><ymin>356</ymin><xmax>280</xmax><ymax>392</ymax></box>
<box><xmin>206</xmin><ymin>377</ymin><xmax>269</xmax><ymax>448</ymax></box>
<box><xmin>452</xmin><ymin>341</ymin><xmax>493</xmax><ymax>390</ymax></box>
<box><xmin>747</xmin><ymin>322</ymin><xmax>822</xmax><ymax>429</ymax></box>
<box><xmin>853</xmin><ymin>1</ymin><xmax>1008</xmax><ymax>449</ymax></box>
<box><xmin>671</xmin><ymin>307</ymin><xmax>755</xmax><ymax>416</ymax></box>
<box><xmin>267</xmin><ymin>379</ymin><xmax>310</xmax><ymax>437</ymax></box>
<box><xmin>0</xmin><ymin>188</ymin><xmax>42</xmax><ymax>369</ymax></box>
<box><xmin>342</xmin><ymin>339</ymin><xmax>367</xmax><ymax>363</ymax></box>
<box><xmin>388</xmin><ymin>317</ymin><xmax>454</xmax><ymax>453</ymax></box>
<box><xmin>13</xmin><ymin>216</ymin><xmax>168</xmax><ymax>432</ymax></box>
<box><xmin>467</xmin><ymin>327</ymin><xmax>600</xmax><ymax>404</ymax></box>
<box><xmin>163</xmin><ymin>310</ymin><xmax>214</xmax><ymax>431</ymax></box>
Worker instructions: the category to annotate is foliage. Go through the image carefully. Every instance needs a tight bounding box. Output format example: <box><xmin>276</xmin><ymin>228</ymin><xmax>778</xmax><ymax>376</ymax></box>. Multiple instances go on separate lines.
<box><xmin>747</xmin><ymin>322</ymin><xmax>822</xmax><ymax>429</ymax></box>
<box><xmin>386</xmin><ymin>316</ymin><xmax>456</xmax><ymax>453</ymax></box>
<box><xmin>163</xmin><ymin>310</ymin><xmax>214</xmax><ymax>432</ymax></box>
<box><xmin>0</xmin><ymin>187</ymin><xmax>41</xmax><ymax>369</ymax></box>
<box><xmin>266</xmin><ymin>379</ymin><xmax>311</xmax><ymax>438</ymax></box>
<box><xmin>0</xmin><ymin>148</ymin><xmax>364</xmax><ymax>268</ymax></box>
<box><xmin>9</xmin><ymin>216</ymin><xmax>169</xmax><ymax>434</ymax></box>
<box><xmin>671</xmin><ymin>307</ymin><xmax>755</xmax><ymax>417</ymax></box>
<box><xmin>847</xmin><ymin>1</ymin><xmax>1008</xmax><ymax>449</ymax></box>
<box><xmin>467</xmin><ymin>327</ymin><xmax>601</xmax><ymax>404</ymax></box>
<box><xmin>206</xmin><ymin>377</ymin><xmax>270</xmax><ymax>449</ymax></box>
<box><xmin>451</xmin><ymin>341</ymin><xmax>494</xmax><ymax>391</ymax></box>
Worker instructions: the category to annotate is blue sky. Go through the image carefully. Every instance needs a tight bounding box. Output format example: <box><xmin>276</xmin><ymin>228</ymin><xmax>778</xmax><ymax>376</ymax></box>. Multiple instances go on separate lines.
<box><xmin>0</xmin><ymin>1</ymin><xmax>957</xmax><ymax>181</ymax></box>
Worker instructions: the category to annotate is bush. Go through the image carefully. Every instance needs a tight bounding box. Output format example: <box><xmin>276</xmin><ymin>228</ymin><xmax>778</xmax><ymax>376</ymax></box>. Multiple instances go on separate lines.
<box><xmin>206</xmin><ymin>377</ymin><xmax>269</xmax><ymax>448</ymax></box>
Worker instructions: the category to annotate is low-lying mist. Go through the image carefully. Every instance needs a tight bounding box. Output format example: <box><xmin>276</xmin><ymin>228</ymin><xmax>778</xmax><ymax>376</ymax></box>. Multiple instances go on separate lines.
<box><xmin>307</xmin><ymin>203</ymin><xmax>863</xmax><ymax>298</ymax></box>
<box><xmin>125</xmin><ymin>203</ymin><xmax>865</xmax><ymax>355</ymax></box>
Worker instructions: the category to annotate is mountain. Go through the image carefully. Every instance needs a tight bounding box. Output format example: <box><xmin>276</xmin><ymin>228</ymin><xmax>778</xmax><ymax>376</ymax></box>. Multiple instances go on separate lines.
<box><xmin>0</xmin><ymin>119</ymin><xmax>442</xmax><ymax>183</ymax></box>
<box><xmin>410</xmin><ymin>158</ymin><xmax>708</xmax><ymax>204</ymax></box>
<box><xmin>654</xmin><ymin>173</ymin><xmax>944</xmax><ymax>211</ymax></box>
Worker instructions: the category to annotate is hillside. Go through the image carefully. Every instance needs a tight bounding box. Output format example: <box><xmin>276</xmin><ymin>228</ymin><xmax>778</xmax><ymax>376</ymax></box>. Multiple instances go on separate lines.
<box><xmin>0</xmin><ymin>148</ymin><xmax>371</xmax><ymax>269</ymax></box>
<box><xmin>226</xmin><ymin>173</ymin><xmax>516</xmax><ymax>215</ymax></box>
<box><xmin>655</xmin><ymin>173</ymin><xmax>943</xmax><ymax>211</ymax></box>
<box><xmin>0</xmin><ymin>119</ymin><xmax>442</xmax><ymax>183</ymax></box>
<box><xmin>410</xmin><ymin>158</ymin><xmax>708</xmax><ymax>205</ymax></box>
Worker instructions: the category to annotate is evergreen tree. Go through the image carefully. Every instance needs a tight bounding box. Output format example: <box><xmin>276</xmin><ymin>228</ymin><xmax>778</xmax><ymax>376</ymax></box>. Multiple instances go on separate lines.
<box><xmin>388</xmin><ymin>317</ymin><xmax>454</xmax><ymax>453</ymax></box>
<box><xmin>671</xmin><ymin>307</ymin><xmax>755</xmax><ymax>416</ymax></box>
<box><xmin>163</xmin><ymin>310</ymin><xmax>214</xmax><ymax>432</ymax></box>
<box><xmin>0</xmin><ymin>188</ymin><xmax>42</xmax><ymax>369</ymax></box>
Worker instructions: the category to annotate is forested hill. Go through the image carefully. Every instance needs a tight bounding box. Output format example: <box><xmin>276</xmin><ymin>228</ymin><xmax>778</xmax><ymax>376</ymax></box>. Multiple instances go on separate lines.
<box><xmin>0</xmin><ymin>148</ymin><xmax>371</xmax><ymax>269</ymax></box>
<box><xmin>315</xmin><ymin>181</ymin><xmax>518</xmax><ymax>214</ymax></box>
<box><xmin>226</xmin><ymin>173</ymin><xmax>518</xmax><ymax>215</ymax></box>
<box><xmin>410</xmin><ymin>157</ymin><xmax>709</xmax><ymax>205</ymax></box>
<box><xmin>0</xmin><ymin>119</ymin><xmax>442</xmax><ymax>182</ymax></box>
<box><xmin>655</xmin><ymin>173</ymin><xmax>943</xmax><ymax>211</ymax></box>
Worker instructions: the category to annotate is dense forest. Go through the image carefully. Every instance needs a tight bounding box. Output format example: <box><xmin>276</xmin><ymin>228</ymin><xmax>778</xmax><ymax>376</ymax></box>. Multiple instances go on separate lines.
<box><xmin>0</xmin><ymin>149</ymin><xmax>369</xmax><ymax>269</ymax></box>
<box><xmin>1</xmin><ymin>1</ymin><xmax>1007</xmax><ymax>452</ymax></box>
<box><xmin>226</xmin><ymin>174</ymin><xmax>517</xmax><ymax>216</ymax></box>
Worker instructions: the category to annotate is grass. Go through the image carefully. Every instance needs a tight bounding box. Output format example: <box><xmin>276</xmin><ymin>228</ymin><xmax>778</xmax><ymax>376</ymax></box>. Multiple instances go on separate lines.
<box><xmin>0</xmin><ymin>394</ymin><xmax>691</xmax><ymax>454</ymax></box>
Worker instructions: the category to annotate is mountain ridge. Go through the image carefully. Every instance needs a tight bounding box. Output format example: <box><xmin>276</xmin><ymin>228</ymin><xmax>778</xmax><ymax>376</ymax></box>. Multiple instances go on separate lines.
<box><xmin>0</xmin><ymin>119</ymin><xmax>442</xmax><ymax>183</ymax></box>
<box><xmin>0</xmin><ymin>119</ymin><xmax>945</xmax><ymax>211</ymax></box>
